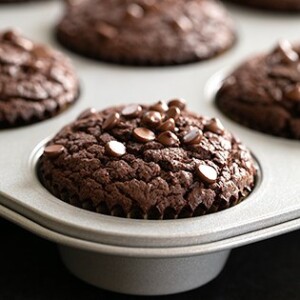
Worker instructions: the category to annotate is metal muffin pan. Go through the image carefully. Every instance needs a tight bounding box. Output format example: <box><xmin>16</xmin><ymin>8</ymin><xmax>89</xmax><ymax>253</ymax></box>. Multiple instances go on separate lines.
<box><xmin>0</xmin><ymin>1</ymin><xmax>300</xmax><ymax>296</ymax></box>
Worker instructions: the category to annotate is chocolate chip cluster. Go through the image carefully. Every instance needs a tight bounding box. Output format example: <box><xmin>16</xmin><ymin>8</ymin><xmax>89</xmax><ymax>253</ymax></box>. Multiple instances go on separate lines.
<box><xmin>44</xmin><ymin>99</ymin><xmax>228</xmax><ymax>185</ymax></box>
<box><xmin>41</xmin><ymin>99</ymin><xmax>256</xmax><ymax>219</ymax></box>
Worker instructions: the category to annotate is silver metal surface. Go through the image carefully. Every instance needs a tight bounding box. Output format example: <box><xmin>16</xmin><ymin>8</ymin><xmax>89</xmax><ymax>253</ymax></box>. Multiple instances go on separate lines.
<box><xmin>59</xmin><ymin>247</ymin><xmax>230</xmax><ymax>296</ymax></box>
<box><xmin>0</xmin><ymin>1</ymin><xmax>300</xmax><ymax>294</ymax></box>
<box><xmin>2</xmin><ymin>200</ymin><xmax>300</xmax><ymax>294</ymax></box>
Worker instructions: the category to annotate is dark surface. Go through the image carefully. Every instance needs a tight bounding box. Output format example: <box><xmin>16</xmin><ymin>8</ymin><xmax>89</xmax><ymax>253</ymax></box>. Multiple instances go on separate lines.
<box><xmin>1</xmin><ymin>217</ymin><xmax>300</xmax><ymax>300</ymax></box>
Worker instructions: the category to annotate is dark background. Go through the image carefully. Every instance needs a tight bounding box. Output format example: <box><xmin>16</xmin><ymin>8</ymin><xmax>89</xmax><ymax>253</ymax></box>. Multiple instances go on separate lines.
<box><xmin>1</xmin><ymin>217</ymin><xmax>299</xmax><ymax>300</ymax></box>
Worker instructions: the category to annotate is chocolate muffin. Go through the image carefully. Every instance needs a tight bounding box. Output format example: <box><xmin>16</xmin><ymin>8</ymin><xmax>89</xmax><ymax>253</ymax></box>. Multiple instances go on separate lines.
<box><xmin>216</xmin><ymin>40</ymin><xmax>300</xmax><ymax>139</ymax></box>
<box><xmin>56</xmin><ymin>0</ymin><xmax>236</xmax><ymax>66</ymax></box>
<box><xmin>0</xmin><ymin>30</ymin><xmax>79</xmax><ymax>128</ymax></box>
<box><xmin>228</xmin><ymin>0</ymin><xmax>300</xmax><ymax>11</ymax></box>
<box><xmin>38</xmin><ymin>100</ymin><xmax>257</xmax><ymax>219</ymax></box>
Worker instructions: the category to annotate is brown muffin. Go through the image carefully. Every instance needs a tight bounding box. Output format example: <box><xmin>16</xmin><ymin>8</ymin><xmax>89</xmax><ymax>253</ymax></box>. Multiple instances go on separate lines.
<box><xmin>56</xmin><ymin>0</ymin><xmax>236</xmax><ymax>66</ymax></box>
<box><xmin>38</xmin><ymin>100</ymin><xmax>257</xmax><ymax>219</ymax></box>
<box><xmin>0</xmin><ymin>29</ymin><xmax>79</xmax><ymax>128</ymax></box>
<box><xmin>216</xmin><ymin>40</ymin><xmax>300</xmax><ymax>139</ymax></box>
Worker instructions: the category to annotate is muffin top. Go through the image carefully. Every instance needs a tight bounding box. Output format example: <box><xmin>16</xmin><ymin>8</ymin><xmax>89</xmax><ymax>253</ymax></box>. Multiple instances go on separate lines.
<box><xmin>39</xmin><ymin>100</ymin><xmax>257</xmax><ymax>219</ymax></box>
<box><xmin>0</xmin><ymin>29</ymin><xmax>79</xmax><ymax>128</ymax></box>
<box><xmin>216</xmin><ymin>40</ymin><xmax>300</xmax><ymax>139</ymax></box>
<box><xmin>56</xmin><ymin>0</ymin><xmax>236</xmax><ymax>65</ymax></box>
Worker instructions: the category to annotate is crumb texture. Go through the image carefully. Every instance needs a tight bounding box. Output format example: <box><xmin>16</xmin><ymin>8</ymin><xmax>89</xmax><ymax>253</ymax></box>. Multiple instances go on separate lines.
<box><xmin>216</xmin><ymin>41</ymin><xmax>300</xmax><ymax>139</ymax></box>
<box><xmin>0</xmin><ymin>30</ymin><xmax>79</xmax><ymax>128</ymax></box>
<box><xmin>39</xmin><ymin>102</ymin><xmax>257</xmax><ymax>219</ymax></box>
<box><xmin>56</xmin><ymin>0</ymin><xmax>236</xmax><ymax>65</ymax></box>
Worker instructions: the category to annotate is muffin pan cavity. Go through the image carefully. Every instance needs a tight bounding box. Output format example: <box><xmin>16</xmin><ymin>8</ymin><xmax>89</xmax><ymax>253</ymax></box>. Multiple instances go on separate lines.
<box><xmin>1</xmin><ymin>136</ymin><xmax>260</xmax><ymax>249</ymax></box>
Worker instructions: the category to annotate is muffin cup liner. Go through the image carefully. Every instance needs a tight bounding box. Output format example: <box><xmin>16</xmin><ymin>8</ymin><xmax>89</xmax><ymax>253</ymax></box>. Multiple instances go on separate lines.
<box><xmin>38</xmin><ymin>158</ymin><xmax>255</xmax><ymax>220</ymax></box>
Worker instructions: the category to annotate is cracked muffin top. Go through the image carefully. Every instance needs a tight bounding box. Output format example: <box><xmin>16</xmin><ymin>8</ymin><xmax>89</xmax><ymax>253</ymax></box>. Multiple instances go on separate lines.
<box><xmin>0</xmin><ymin>29</ymin><xmax>79</xmax><ymax>128</ymax></box>
<box><xmin>38</xmin><ymin>99</ymin><xmax>257</xmax><ymax>219</ymax></box>
<box><xmin>216</xmin><ymin>40</ymin><xmax>300</xmax><ymax>139</ymax></box>
<box><xmin>56</xmin><ymin>0</ymin><xmax>236</xmax><ymax>65</ymax></box>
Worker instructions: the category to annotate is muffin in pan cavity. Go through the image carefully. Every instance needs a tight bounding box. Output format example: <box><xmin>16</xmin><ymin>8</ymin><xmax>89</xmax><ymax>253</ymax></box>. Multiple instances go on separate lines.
<box><xmin>227</xmin><ymin>0</ymin><xmax>300</xmax><ymax>12</ymax></box>
<box><xmin>0</xmin><ymin>29</ymin><xmax>79</xmax><ymax>129</ymax></box>
<box><xmin>216</xmin><ymin>40</ymin><xmax>300</xmax><ymax>139</ymax></box>
<box><xmin>56</xmin><ymin>0</ymin><xmax>236</xmax><ymax>66</ymax></box>
<box><xmin>38</xmin><ymin>100</ymin><xmax>257</xmax><ymax>219</ymax></box>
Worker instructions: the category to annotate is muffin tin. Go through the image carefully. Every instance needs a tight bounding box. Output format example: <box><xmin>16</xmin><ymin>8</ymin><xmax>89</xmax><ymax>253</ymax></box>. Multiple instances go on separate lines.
<box><xmin>0</xmin><ymin>1</ymin><xmax>300</xmax><ymax>296</ymax></box>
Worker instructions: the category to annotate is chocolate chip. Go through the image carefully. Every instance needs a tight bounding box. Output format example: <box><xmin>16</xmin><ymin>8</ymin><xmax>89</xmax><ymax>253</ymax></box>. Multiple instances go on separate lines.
<box><xmin>196</xmin><ymin>164</ymin><xmax>218</xmax><ymax>184</ymax></box>
<box><xmin>3</xmin><ymin>30</ymin><xmax>33</xmax><ymax>51</ymax></box>
<box><xmin>44</xmin><ymin>144</ymin><xmax>65</xmax><ymax>158</ymax></box>
<box><xmin>276</xmin><ymin>40</ymin><xmax>299</xmax><ymax>63</ymax></box>
<box><xmin>142</xmin><ymin>111</ymin><xmax>162</xmax><ymax>128</ymax></box>
<box><xmin>103</xmin><ymin>112</ymin><xmax>120</xmax><ymax>130</ymax></box>
<box><xmin>77</xmin><ymin>108</ymin><xmax>96</xmax><ymax>120</ymax></box>
<box><xmin>141</xmin><ymin>0</ymin><xmax>159</xmax><ymax>11</ymax></box>
<box><xmin>31</xmin><ymin>60</ymin><xmax>45</xmax><ymax>71</ymax></box>
<box><xmin>14</xmin><ymin>37</ymin><xmax>33</xmax><ymax>51</ymax></box>
<box><xmin>166</xmin><ymin>106</ymin><xmax>181</xmax><ymax>120</ymax></box>
<box><xmin>150</xmin><ymin>100</ymin><xmax>168</xmax><ymax>113</ymax></box>
<box><xmin>168</xmin><ymin>98</ymin><xmax>186</xmax><ymax>110</ymax></box>
<box><xmin>205</xmin><ymin>118</ymin><xmax>225</xmax><ymax>135</ymax></box>
<box><xmin>126</xmin><ymin>3</ymin><xmax>144</xmax><ymax>19</ymax></box>
<box><xmin>122</xmin><ymin>104</ymin><xmax>142</xmax><ymax>118</ymax></box>
<box><xmin>133</xmin><ymin>127</ymin><xmax>156</xmax><ymax>143</ymax></box>
<box><xmin>285</xmin><ymin>84</ymin><xmax>300</xmax><ymax>101</ymax></box>
<box><xmin>105</xmin><ymin>141</ymin><xmax>126</xmax><ymax>157</ymax></box>
<box><xmin>3</xmin><ymin>30</ymin><xmax>18</xmax><ymax>41</ymax></box>
<box><xmin>183</xmin><ymin>128</ymin><xmax>202</xmax><ymax>145</ymax></box>
<box><xmin>96</xmin><ymin>22</ymin><xmax>118</xmax><ymax>39</ymax></box>
<box><xmin>142</xmin><ymin>0</ymin><xmax>156</xmax><ymax>7</ymax></box>
<box><xmin>157</xmin><ymin>118</ymin><xmax>175</xmax><ymax>132</ymax></box>
<box><xmin>172</xmin><ymin>16</ymin><xmax>193</xmax><ymax>32</ymax></box>
<box><xmin>157</xmin><ymin>131</ymin><xmax>179</xmax><ymax>146</ymax></box>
